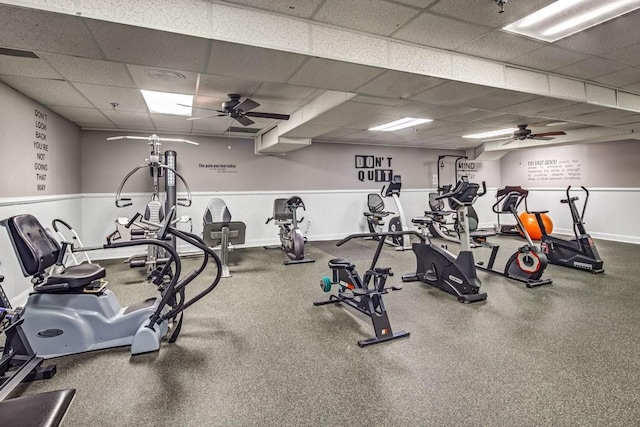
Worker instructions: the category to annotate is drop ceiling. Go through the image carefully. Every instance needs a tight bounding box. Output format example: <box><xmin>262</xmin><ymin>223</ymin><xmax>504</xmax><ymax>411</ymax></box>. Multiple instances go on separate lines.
<box><xmin>1</xmin><ymin>0</ymin><xmax>640</xmax><ymax>152</ymax></box>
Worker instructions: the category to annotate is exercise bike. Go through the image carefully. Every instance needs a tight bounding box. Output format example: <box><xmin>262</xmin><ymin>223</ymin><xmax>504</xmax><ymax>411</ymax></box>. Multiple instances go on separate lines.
<box><xmin>535</xmin><ymin>186</ymin><xmax>604</xmax><ymax>274</ymax></box>
<box><xmin>0</xmin><ymin>207</ymin><xmax>222</xmax><ymax>359</ymax></box>
<box><xmin>315</xmin><ymin>230</ymin><xmax>421</xmax><ymax>347</ymax></box>
<box><xmin>475</xmin><ymin>186</ymin><xmax>553</xmax><ymax>288</ymax></box>
<box><xmin>402</xmin><ymin>177</ymin><xmax>488</xmax><ymax>303</ymax></box>
<box><xmin>265</xmin><ymin>196</ymin><xmax>314</xmax><ymax>265</ymax></box>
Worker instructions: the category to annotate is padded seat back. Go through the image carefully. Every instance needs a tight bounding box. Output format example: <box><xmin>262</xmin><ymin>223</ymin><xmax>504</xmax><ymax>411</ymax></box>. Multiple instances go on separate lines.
<box><xmin>367</xmin><ymin>194</ymin><xmax>385</xmax><ymax>213</ymax></box>
<box><xmin>144</xmin><ymin>199</ymin><xmax>164</xmax><ymax>223</ymax></box>
<box><xmin>273</xmin><ymin>198</ymin><xmax>293</xmax><ymax>221</ymax></box>
<box><xmin>203</xmin><ymin>198</ymin><xmax>232</xmax><ymax>225</ymax></box>
<box><xmin>2</xmin><ymin>214</ymin><xmax>60</xmax><ymax>277</ymax></box>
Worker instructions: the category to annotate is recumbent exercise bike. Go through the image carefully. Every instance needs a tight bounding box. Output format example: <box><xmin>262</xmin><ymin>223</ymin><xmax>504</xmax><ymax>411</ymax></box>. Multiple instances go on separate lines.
<box><xmin>265</xmin><ymin>196</ymin><xmax>314</xmax><ymax>265</ymax></box>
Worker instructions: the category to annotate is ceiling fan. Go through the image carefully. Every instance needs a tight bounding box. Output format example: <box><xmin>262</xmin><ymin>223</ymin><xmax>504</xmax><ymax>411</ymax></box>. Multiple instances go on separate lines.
<box><xmin>485</xmin><ymin>124</ymin><xmax>566</xmax><ymax>145</ymax></box>
<box><xmin>186</xmin><ymin>94</ymin><xmax>290</xmax><ymax>126</ymax></box>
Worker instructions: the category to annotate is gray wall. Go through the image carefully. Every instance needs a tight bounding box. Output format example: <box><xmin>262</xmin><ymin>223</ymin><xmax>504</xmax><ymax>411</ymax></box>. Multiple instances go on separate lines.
<box><xmin>81</xmin><ymin>130</ymin><xmax>501</xmax><ymax>193</ymax></box>
<box><xmin>500</xmin><ymin>140</ymin><xmax>640</xmax><ymax>188</ymax></box>
<box><xmin>0</xmin><ymin>81</ymin><xmax>80</xmax><ymax>197</ymax></box>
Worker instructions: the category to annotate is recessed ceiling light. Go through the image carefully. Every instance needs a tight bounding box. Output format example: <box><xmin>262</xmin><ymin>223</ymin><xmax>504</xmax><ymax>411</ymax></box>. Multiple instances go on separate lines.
<box><xmin>147</xmin><ymin>69</ymin><xmax>186</xmax><ymax>82</ymax></box>
<box><xmin>369</xmin><ymin>117</ymin><xmax>432</xmax><ymax>132</ymax></box>
<box><xmin>503</xmin><ymin>0</ymin><xmax>640</xmax><ymax>42</ymax></box>
<box><xmin>141</xmin><ymin>90</ymin><xmax>192</xmax><ymax>116</ymax></box>
<box><xmin>462</xmin><ymin>128</ymin><xmax>516</xmax><ymax>139</ymax></box>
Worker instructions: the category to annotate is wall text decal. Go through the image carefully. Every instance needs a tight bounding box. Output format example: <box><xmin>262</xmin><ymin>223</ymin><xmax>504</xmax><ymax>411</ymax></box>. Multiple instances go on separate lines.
<box><xmin>355</xmin><ymin>155</ymin><xmax>393</xmax><ymax>182</ymax></box>
<box><xmin>34</xmin><ymin>109</ymin><xmax>48</xmax><ymax>191</ymax></box>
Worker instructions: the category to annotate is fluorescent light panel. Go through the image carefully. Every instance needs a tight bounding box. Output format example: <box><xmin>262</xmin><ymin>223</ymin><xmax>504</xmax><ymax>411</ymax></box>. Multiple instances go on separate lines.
<box><xmin>462</xmin><ymin>128</ymin><xmax>515</xmax><ymax>139</ymax></box>
<box><xmin>369</xmin><ymin>117</ymin><xmax>432</xmax><ymax>132</ymax></box>
<box><xmin>141</xmin><ymin>90</ymin><xmax>193</xmax><ymax>116</ymax></box>
<box><xmin>504</xmin><ymin>0</ymin><xmax>640</xmax><ymax>42</ymax></box>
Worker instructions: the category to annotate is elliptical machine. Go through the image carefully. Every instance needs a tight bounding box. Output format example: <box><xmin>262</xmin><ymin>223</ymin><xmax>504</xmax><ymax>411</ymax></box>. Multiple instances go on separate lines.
<box><xmin>265</xmin><ymin>196</ymin><xmax>314</xmax><ymax>265</ymax></box>
<box><xmin>402</xmin><ymin>177</ymin><xmax>488</xmax><ymax>303</ymax></box>
<box><xmin>535</xmin><ymin>186</ymin><xmax>604</xmax><ymax>274</ymax></box>
<box><xmin>0</xmin><ymin>207</ymin><xmax>222</xmax><ymax>359</ymax></box>
<box><xmin>475</xmin><ymin>186</ymin><xmax>552</xmax><ymax>288</ymax></box>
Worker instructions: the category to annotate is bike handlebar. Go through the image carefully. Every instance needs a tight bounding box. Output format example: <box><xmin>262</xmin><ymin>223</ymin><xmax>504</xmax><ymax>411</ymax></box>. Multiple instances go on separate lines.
<box><xmin>336</xmin><ymin>230</ymin><xmax>423</xmax><ymax>246</ymax></box>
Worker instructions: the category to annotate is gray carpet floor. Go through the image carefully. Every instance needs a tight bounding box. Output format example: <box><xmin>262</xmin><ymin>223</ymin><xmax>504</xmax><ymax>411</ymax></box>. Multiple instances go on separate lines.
<box><xmin>6</xmin><ymin>235</ymin><xmax>640</xmax><ymax>426</ymax></box>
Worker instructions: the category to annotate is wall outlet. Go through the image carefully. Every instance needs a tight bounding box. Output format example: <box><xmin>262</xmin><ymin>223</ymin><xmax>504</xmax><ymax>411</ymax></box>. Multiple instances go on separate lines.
<box><xmin>432</xmin><ymin>174</ymin><xmax>438</xmax><ymax>185</ymax></box>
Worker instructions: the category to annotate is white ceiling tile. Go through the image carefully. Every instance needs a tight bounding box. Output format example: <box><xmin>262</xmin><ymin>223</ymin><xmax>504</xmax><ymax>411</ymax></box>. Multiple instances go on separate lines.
<box><xmin>287</xmin><ymin>58</ymin><xmax>384</xmax><ymax>91</ymax></box>
<box><xmin>505</xmin><ymin>67</ymin><xmax>549</xmax><ymax>95</ymax></box>
<box><xmin>410</xmin><ymin>81</ymin><xmax>496</xmax><ymax>106</ymax></box>
<box><xmin>0</xmin><ymin>5</ymin><xmax>102</xmax><ymax>58</ymax></box>
<box><xmin>555</xmin><ymin>9</ymin><xmax>640</xmax><ymax>55</ymax></box>
<box><xmin>86</xmin><ymin>19</ymin><xmax>210</xmax><ymax>72</ymax></box>
<box><xmin>591</xmin><ymin>68</ymin><xmax>640</xmax><ymax>88</ymax></box>
<box><xmin>617</xmin><ymin>92</ymin><xmax>640</xmax><ymax>112</ymax></box>
<box><xmin>281</xmin><ymin>123</ymin><xmax>339</xmax><ymax>138</ymax></box>
<box><xmin>456</xmin><ymin>31</ymin><xmax>546</xmax><ymax>62</ymax></box>
<box><xmin>623</xmin><ymin>82</ymin><xmax>640</xmax><ymax>93</ymax></box>
<box><xmin>457</xmin><ymin>90</ymin><xmax>540</xmax><ymax>110</ymax></box>
<box><xmin>40</xmin><ymin>53</ymin><xmax>135</xmax><ymax>87</ymax></box>
<box><xmin>207</xmin><ymin>41</ymin><xmax>307</xmax><ymax>83</ymax></box>
<box><xmin>554</xmin><ymin>57</ymin><xmax>628</xmax><ymax>80</ymax></box>
<box><xmin>501</xmin><ymin>97</ymin><xmax>578</xmax><ymax>115</ymax></box>
<box><xmin>48</xmin><ymin>106</ymin><xmax>113</xmax><ymax>125</ymax></box>
<box><xmin>0</xmin><ymin>55</ymin><xmax>60</xmax><ymax>79</ymax></box>
<box><xmin>600</xmin><ymin>42</ymin><xmax>640</xmax><ymax>68</ymax></box>
<box><xmin>151</xmin><ymin>114</ymin><xmax>194</xmax><ymax>132</ymax></box>
<box><xmin>510</xmin><ymin>46</ymin><xmax>589</xmax><ymax>72</ymax></box>
<box><xmin>586</xmin><ymin>84</ymin><xmax>616</xmax><ymax>107</ymax></box>
<box><xmin>0</xmin><ymin>75</ymin><xmax>93</xmax><ymax>107</ymax></box>
<box><xmin>73</xmin><ymin>83</ymin><xmax>148</xmax><ymax>112</ymax></box>
<box><xmin>391</xmin><ymin>0</ymin><xmax>437</xmax><ymax>8</ymax></box>
<box><xmin>127</xmin><ymin>65</ymin><xmax>198</xmax><ymax>94</ymax></box>
<box><xmin>540</xmin><ymin>103</ymin><xmax>608</xmax><ymax>120</ymax></box>
<box><xmin>314</xmin><ymin>127</ymin><xmax>362</xmax><ymax>140</ymax></box>
<box><xmin>429</xmin><ymin>0</ymin><xmax>556</xmax><ymax>29</ymax></box>
<box><xmin>419</xmin><ymin>106</ymin><xmax>475</xmax><ymax>120</ymax></box>
<box><xmin>197</xmin><ymin>75</ymin><xmax>262</xmax><ymax>99</ymax></box>
<box><xmin>252</xmin><ymin>82</ymin><xmax>318</xmax><ymax>105</ymax></box>
<box><xmin>356</xmin><ymin>71</ymin><xmax>444</xmax><ymax>99</ymax></box>
<box><xmin>445</xmin><ymin>110</ymin><xmax>504</xmax><ymax>123</ymax></box>
<box><xmin>222</xmin><ymin>0</ymin><xmax>324</xmax><ymax>19</ymax></box>
<box><xmin>451</xmin><ymin>56</ymin><xmax>505</xmax><ymax>87</ymax></box>
<box><xmin>81</xmin><ymin>0</ymin><xmax>211</xmax><ymax>38</ymax></box>
<box><xmin>393</xmin><ymin>13</ymin><xmax>489</xmax><ymax>50</ymax></box>
<box><xmin>101</xmin><ymin>110</ymin><xmax>154</xmax><ymax>130</ymax></box>
<box><xmin>314</xmin><ymin>0</ymin><xmax>419</xmax><ymax>37</ymax></box>
<box><xmin>473</xmin><ymin>114</ymin><xmax>528</xmax><ymax>127</ymax></box>
<box><xmin>191</xmin><ymin>117</ymin><xmax>236</xmax><ymax>132</ymax></box>
<box><xmin>388</xmin><ymin>42</ymin><xmax>452</xmax><ymax>78</ymax></box>
<box><xmin>246</xmin><ymin>101</ymin><xmax>297</xmax><ymax>115</ymax></box>
<box><xmin>350</xmin><ymin>95</ymin><xmax>406</xmax><ymax>107</ymax></box>
<box><xmin>309</xmin><ymin>102</ymin><xmax>383</xmax><ymax>127</ymax></box>
<box><xmin>348</xmin><ymin>114</ymin><xmax>408</xmax><ymax>130</ymax></box>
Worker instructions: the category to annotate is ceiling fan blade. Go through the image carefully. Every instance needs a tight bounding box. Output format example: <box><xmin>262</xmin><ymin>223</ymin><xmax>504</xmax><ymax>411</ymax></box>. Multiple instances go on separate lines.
<box><xmin>187</xmin><ymin>114</ymin><xmax>226</xmax><ymax>121</ymax></box>
<box><xmin>529</xmin><ymin>136</ymin><xmax>556</xmax><ymax>141</ymax></box>
<box><xmin>179</xmin><ymin>103</ymin><xmax>225</xmax><ymax>113</ymax></box>
<box><xmin>245</xmin><ymin>112</ymin><xmax>291</xmax><ymax>120</ymax></box>
<box><xmin>234</xmin><ymin>98</ymin><xmax>260</xmax><ymax>113</ymax></box>
<box><xmin>531</xmin><ymin>131</ymin><xmax>566</xmax><ymax>137</ymax></box>
<box><xmin>235</xmin><ymin>115</ymin><xmax>255</xmax><ymax>126</ymax></box>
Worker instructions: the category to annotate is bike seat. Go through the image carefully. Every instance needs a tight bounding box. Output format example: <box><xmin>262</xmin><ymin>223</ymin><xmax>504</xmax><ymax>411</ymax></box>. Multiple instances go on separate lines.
<box><xmin>44</xmin><ymin>263</ymin><xmax>106</xmax><ymax>292</ymax></box>
<box><xmin>328</xmin><ymin>258</ymin><xmax>355</xmax><ymax>270</ymax></box>
<box><xmin>411</xmin><ymin>217</ymin><xmax>432</xmax><ymax>226</ymax></box>
<box><xmin>364</xmin><ymin>211</ymin><xmax>391</xmax><ymax>218</ymax></box>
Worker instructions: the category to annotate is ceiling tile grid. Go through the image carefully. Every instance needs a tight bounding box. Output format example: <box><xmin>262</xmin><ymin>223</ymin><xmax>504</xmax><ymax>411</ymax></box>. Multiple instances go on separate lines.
<box><xmin>510</xmin><ymin>46</ymin><xmax>589</xmax><ymax>72</ymax></box>
<box><xmin>392</xmin><ymin>13</ymin><xmax>489</xmax><ymax>50</ymax></box>
<box><xmin>1</xmin><ymin>75</ymin><xmax>93</xmax><ymax>108</ymax></box>
<box><xmin>72</xmin><ymin>83</ymin><xmax>148</xmax><ymax>112</ymax></box>
<box><xmin>286</xmin><ymin>58</ymin><xmax>385</xmax><ymax>92</ymax></box>
<box><xmin>313</xmin><ymin>0</ymin><xmax>419</xmax><ymax>37</ymax></box>
<box><xmin>221</xmin><ymin>0</ymin><xmax>324</xmax><ymax>19</ymax></box>
<box><xmin>0</xmin><ymin>55</ymin><xmax>61</xmax><ymax>79</ymax></box>
<box><xmin>455</xmin><ymin>31</ymin><xmax>546</xmax><ymax>62</ymax></box>
<box><xmin>41</xmin><ymin>54</ymin><xmax>136</xmax><ymax>88</ymax></box>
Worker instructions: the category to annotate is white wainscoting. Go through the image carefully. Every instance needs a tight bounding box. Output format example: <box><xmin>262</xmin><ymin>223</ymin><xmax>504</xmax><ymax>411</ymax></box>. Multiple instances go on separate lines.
<box><xmin>0</xmin><ymin>195</ymin><xmax>82</xmax><ymax>305</ymax></box>
<box><xmin>523</xmin><ymin>188</ymin><xmax>640</xmax><ymax>244</ymax></box>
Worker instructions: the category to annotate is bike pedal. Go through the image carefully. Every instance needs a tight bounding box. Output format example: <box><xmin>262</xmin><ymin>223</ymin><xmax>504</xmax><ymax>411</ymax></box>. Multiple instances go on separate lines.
<box><xmin>391</xmin><ymin>284</ymin><xmax>403</xmax><ymax>291</ymax></box>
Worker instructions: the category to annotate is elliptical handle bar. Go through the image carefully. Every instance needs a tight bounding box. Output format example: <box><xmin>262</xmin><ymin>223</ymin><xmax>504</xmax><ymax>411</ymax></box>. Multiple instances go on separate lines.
<box><xmin>336</xmin><ymin>230</ymin><xmax>423</xmax><ymax>246</ymax></box>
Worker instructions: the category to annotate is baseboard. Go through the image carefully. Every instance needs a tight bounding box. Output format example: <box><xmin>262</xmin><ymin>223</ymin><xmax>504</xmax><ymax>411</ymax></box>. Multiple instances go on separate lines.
<box><xmin>10</xmin><ymin>287</ymin><xmax>32</xmax><ymax>309</ymax></box>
